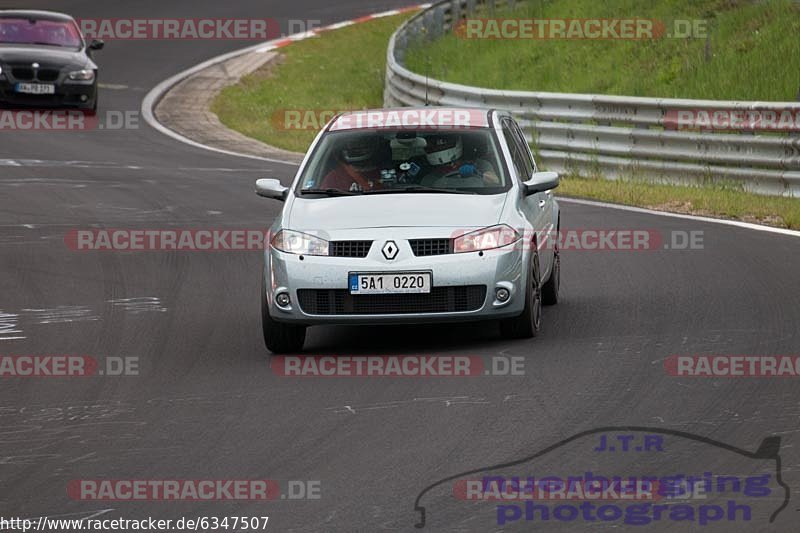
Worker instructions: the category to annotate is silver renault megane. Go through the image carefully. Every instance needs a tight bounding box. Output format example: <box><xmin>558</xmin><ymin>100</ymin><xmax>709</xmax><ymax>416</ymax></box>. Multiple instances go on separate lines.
<box><xmin>255</xmin><ymin>107</ymin><xmax>561</xmax><ymax>353</ymax></box>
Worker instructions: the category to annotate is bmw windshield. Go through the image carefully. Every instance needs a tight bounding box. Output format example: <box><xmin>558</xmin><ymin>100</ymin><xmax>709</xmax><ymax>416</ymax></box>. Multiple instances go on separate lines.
<box><xmin>297</xmin><ymin>128</ymin><xmax>510</xmax><ymax>196</ymax></box>
<box><xmin>0</xmin><ymin>18</ymin><xmax>83</xmax><ymax>49</ymax></box>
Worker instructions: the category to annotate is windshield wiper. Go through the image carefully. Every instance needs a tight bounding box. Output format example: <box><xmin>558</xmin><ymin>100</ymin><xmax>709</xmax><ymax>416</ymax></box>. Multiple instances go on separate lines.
<box><xmin>299</xmin><ymin>188</ymin><xmax>360</xmax><ymax>197</ymax></box>
<box><xmin>363</xmin><ymin>186</ymin><xmax>476</xmax><ymax>195</ymax></box>
<box><xmin>29</xmin><ymin>41</ymin><xmax>74</xmax><ymax>48</ymax></box>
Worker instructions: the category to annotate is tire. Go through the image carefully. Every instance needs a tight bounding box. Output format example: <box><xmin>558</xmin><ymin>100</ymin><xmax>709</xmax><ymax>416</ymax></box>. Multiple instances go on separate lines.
<box><xmin>261</xmin><ymin>277</ymin><xmax>306</xmax><ymax>354</ymax></box>
<box><xmin>541</xmin><ymin>242</ymin><xmax>560</xmax><ymax>306</ymax></box>
<box><xmin>500</xmin><ymin>252</ymin><xmax>542</xmax><ymax>339</ymax></box>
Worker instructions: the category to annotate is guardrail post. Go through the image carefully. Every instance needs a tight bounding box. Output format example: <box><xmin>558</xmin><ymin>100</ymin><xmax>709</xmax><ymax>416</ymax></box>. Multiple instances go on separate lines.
<box><xmin>450</xmin><ymin>1</ymin><xmax>461</xmax><ymax>29</ymax></box>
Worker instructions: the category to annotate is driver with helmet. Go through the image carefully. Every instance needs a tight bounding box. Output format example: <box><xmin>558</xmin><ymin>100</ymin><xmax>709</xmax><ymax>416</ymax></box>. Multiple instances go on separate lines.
<box><xmin>421</xmin><ymin>134</ymin><xmax>501</xmax><ymax>187</ymax></box>
<box><xmin>319</xmin><ymin>136</ymin><xmax>385</xmax><ymax>192</ymax></box>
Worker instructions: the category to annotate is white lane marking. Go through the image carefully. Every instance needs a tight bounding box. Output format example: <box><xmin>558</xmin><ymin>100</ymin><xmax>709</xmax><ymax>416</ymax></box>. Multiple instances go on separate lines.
<box><xmin>22</xmin><ymin>306</ymin><xmax>100</xmax><ymax>324</ymax></box>
<box><xmin>559</xmin><ymin>197</ymin><xmax>800</xmax><ymax>238</ymax></box>
<box><xmin>325</xmin><ymin>396</ymin><xmax>483</xmax><ymax>414</ymax></box>
<box><xmin>0</xmin><ymin>160</ymin><xmax>267</xmax><ymax>172</ymax></box>
<box><xmin>289</xmin><ymin>30</ymin><xmax>318</xmax><ymax>41</ymax></box>
<box><xmin>107</xmin><ymin>297</ymin><xmax>167</xmax><ymax>314</ymax></box>
<box><xmin>324</xmin><ymin>21</ymin><xmax>355</xmax><ymax>31</ymax></box>
<box><xmin>372</xmin><ymin>9</ymin><xmax>401</xmax><ymax>18</ymax></box>
<box><xmin>0</xmin><ymin>311</ymin><xmax>24</xmax><ymax>341</ymax></box>
<box><xmin>66</xmin><ymin>451</ymin><xmax>97</xmax><ymax>464</ymax></box>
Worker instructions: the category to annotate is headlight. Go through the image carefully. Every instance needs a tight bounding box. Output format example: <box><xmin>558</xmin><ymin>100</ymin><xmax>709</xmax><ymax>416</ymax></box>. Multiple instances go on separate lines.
<box><xmin>453</xmin><ymin>224</ymin><xmax>520</xmax><ymax>253</ymax></box>
<box><xmin>271</xmin><ymin>230</ymin><xmax>329</xmax><ymax>256</ymax></box>
<box><xmin>68</xmin><ymin>69</ymin><xmax>95</xmax><ymax>81</ymax></box>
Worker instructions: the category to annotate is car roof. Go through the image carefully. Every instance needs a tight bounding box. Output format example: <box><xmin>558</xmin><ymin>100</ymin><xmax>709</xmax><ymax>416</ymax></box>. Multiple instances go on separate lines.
<box><xmin>326</xmin><ymin>107</ymin><xmax>496</xmax><ymax>132</ymax></box>
<box><xmin>0</xmin><ymin>10</ymin><xmax>76</xmax><ymax>23</ymax></box>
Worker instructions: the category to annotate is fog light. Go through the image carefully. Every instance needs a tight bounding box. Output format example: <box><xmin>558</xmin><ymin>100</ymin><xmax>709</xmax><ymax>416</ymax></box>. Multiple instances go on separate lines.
<box><xmin>496</xmin><ymin>288</ymin><xmax>510</xmax><ymax>302</ymax></box>
<box><xmin>276</xmin><ymin>293</ymin><xmax>291</xmax><ymax>307</ymax></box>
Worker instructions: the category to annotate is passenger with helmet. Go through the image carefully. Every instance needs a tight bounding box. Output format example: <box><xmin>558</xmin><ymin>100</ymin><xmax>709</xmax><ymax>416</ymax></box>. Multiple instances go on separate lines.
<box><xmin>420</xmin><ymin>134</ymin><xmax>501</xmax><ymax>188</ymax></box>
<box><xmin>319</xmin><ymin>135</ymin><xmax>385</xmax><ymax>192</ymax></box>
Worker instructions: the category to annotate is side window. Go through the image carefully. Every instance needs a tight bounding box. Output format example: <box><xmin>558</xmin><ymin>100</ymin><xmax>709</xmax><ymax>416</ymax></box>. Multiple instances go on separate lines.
<box><xmin>511</xmin><ymin>121</ymin><xmax>537</xmax><ymax>173</ymax></box>
<box><xmin>501</xmin><ymin>121</ymin><xmax>528</xmax><ymax>183</ymax></box>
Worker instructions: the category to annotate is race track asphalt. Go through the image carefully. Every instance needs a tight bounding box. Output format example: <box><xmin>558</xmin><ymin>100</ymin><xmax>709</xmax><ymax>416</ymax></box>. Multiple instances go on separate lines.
<box><xmin>1</xmin><ymin>1</ymin><xmax>799</xmax><ymax>531</ymax></box>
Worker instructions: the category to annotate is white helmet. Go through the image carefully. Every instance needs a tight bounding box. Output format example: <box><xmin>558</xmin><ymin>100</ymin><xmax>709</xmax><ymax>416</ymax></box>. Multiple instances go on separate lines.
<box><xmin>424</xmin><ymin>135</ymin><xmax>462</xmax><ymax>165</ymax></box>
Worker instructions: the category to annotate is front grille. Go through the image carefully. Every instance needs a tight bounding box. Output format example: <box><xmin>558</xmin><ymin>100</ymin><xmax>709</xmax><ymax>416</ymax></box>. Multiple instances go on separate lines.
<box><xmin>409</xmin><ymin>238</ymin><xmax>452</xmax><ymax>256</ymax></box>
<box><xmin>297</xmin><ymin>286</ymin><xmax>486</xmax><ymax>315</ymax></box>
<box><xmin>9</xmin><ymin>67</ymin><xmax>59</xmax><ymax>82</ymax></box>
<box><xmin>330</xmin><ymin>240</ymin><xmax>372</xmax><ymax>258</ymax></box>
<box><xmin>12</xmin><ymin>67</ymin><xmax>34</xmax><ymax>81</ymax></box>
<box><xmin>36</xmin><ymin>69</ymin><xmax>60</xmax><ymax>82</ymax></box>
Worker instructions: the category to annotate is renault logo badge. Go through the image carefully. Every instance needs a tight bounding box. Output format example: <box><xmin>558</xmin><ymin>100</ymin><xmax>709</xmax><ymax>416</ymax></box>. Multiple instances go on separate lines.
<box><xmin>381</xmin><ymin>241</ymin><xmax>398</xmax><ymax>260</ymax></box>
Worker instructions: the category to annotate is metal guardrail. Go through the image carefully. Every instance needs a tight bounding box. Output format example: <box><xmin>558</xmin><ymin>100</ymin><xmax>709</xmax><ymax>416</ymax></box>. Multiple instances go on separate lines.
<box><xmin>384</xmin><ymin>0</ymin><xmax>800</xmax><ymax>196</ymax></box>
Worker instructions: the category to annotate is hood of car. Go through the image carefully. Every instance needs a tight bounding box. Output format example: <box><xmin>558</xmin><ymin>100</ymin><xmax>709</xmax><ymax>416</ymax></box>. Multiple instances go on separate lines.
<box><xmin>0</xmin><ymin>44</ymin><xmax>88</xmax><ymax>68</ymax></box>
<box><xmin>288</xmin><ymin>192</ymin><xmax>508</xmax><ymax>231</ymax></box>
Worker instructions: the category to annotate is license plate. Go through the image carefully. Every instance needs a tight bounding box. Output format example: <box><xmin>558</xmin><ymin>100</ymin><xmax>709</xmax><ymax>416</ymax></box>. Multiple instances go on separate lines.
<box><xmin>349</xmin><ymin>272</ymin><xmax>431</xmax><ymax>294</ymax></box>
<box><xmin>15</xmin><ymin>83</ymin><xmax>55</xmax><ymax>95</ymax></box>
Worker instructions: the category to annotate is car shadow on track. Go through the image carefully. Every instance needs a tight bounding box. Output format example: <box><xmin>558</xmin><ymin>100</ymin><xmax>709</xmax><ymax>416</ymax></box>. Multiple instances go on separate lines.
<box><xmin>304</xmin><ymin>321</ymin><xmax>506</xmax><ymax>355</ymax></box>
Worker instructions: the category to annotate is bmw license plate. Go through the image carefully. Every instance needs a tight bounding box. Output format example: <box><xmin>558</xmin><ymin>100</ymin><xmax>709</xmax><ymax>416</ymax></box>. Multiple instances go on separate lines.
<box><xmin>15</xmin><ymin>83</ymin><xmax>56</xmax><ymax>95</ymax></box>
<box><xmin>349</xmin><ymin>272</ymin><xmax>431</xmax><ymax>294</ymax></box>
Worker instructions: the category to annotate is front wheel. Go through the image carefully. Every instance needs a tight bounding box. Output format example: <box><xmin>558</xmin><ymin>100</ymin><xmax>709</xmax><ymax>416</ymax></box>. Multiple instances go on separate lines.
<box><xmin>542</xmin><ymin>243</ymin><xmax>560</xmax><ymax>305</ymax></box>
<box><xmin>499</xmin><ymin>252</ymin><xmax>542</xmax><ymax>339</ymax></box>
<box><xmin>261</xmin><ymin>277</ymin><xmax>306</xmax><ymax>354</ymax></box>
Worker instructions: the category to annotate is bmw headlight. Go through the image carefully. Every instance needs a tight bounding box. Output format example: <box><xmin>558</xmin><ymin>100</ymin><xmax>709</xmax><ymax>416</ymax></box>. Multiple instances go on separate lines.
<box><xmin>68</xmin><ymin>69</ymin><xmax>95</xmax><ymax>81</ymax></box>
<box><xmin>453</xmin><ymin>224</ymin><xmax>520</xmax><ymax>253</ymax></box>
<box><xmin>271</xmin><ymin>230</ymin><xmax>329</xmax><ymax>256</ymax></box>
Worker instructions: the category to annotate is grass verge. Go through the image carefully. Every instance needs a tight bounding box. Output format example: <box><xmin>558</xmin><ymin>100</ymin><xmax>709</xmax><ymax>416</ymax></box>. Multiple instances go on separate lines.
<box><xmin>560</xmin><ymin>176</ymin><xmax>800</xmax><ymax>229</ymax></box>
<box><xmin>405</xmin><ymin>0</ymin><xmax>800</xmax><ymax>100</ymax></box>
<box><xmin>212</xmin><ymin>12</ymin><xmax>414</xmax><ymax>153</ymax></box>
<box><xmin>211</xmin><ymin>5</ymin><xmax>799</xmax><ymax>230</ymax></box>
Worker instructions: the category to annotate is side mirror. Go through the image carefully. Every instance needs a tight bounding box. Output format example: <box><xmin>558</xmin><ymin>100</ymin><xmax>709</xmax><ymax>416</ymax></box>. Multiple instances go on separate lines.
<box><xmin>255</xmin><ymin>178</ymin><xmax>289</xmax><ymax>201</ymax></box>
<box><xmin>523</xmin><ymin>171</ymin><xmax>559</xmax><ymax>196</ymax></box>
<box><xmin>88</xmin><ymin>39</ymin><xmax>104</xmax><ymax>51</ymax></box>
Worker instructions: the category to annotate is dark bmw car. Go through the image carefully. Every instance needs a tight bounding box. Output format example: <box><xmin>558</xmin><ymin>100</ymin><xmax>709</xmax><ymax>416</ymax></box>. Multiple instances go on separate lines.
<box><xmin>0</xmin><ymin>10</ymin><xmax>103</xmax><ymax>113</ymax></box>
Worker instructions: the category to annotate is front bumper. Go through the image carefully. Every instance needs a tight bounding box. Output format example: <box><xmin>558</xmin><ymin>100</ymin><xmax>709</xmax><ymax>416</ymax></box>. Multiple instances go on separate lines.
<box><xmin>0</xmin><ymin>79</ymin><xmax>97</xmax><ymax>109</ymax></box>
<box><xmin>264</xmin><ymin>231</ymin><xmax>529</xmax><ymax>325</ymax></box>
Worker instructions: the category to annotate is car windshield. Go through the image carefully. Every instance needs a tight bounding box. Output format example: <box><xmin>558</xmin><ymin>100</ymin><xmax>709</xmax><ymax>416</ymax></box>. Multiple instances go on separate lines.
<box><xmin>0</xmin><ymin>18</ymin><xmax>82</xmax><ymax>48</ymax></box>
<box><xmin>297</xmin><ymin>128</ymin><xmax>510</xmax><ymax>196</ymax></box>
